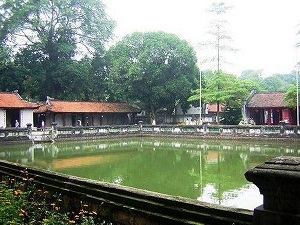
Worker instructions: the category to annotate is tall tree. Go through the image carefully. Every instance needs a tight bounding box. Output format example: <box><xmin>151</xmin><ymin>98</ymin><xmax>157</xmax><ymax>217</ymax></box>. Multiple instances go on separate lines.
<box><xmin>189</xmin><ymin>72</ymin><xmax>258</xmax><ymax>124</ymax></box>
<box><xmin>0</xmin><ymin>0</ymin><xmax>115</xmax><ymax>100</ymax></box>
<box><xmin>0</xmin><ymin>0</ymin><xmax>115</xmax><ymax>56</ymax></box>
<box><xmin>196</xmin><ymin>2</ymin><xmax>236</xmax><ymax>124</ymax></box>
<box><xmin>201</xmin><ymin>1</ymin><xmax>235</xmax><ymax>72</ymax></box>
<box><xmin>106</xmin><ymin>31</ymin><xmax>199</xmax><ymax>124</ymax></box>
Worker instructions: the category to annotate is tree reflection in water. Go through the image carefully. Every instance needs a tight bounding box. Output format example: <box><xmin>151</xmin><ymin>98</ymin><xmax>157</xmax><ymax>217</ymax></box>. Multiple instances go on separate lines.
<box><xmin>1</xmin><ymin>138</ymin><xmax>299</xmax><ymax>210</ymax></box>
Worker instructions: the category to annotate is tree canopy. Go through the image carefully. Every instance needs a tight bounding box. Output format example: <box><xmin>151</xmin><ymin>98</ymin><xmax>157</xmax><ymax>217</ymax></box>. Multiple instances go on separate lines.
<box><xmin>0</xmin><ymin>0</ymin><xmax>115</xmax><ymax>100</ymax></box>
<box><xmin>106</xmin><ymin>31</ymin><xmax>199</xmax><ymax>124</ymax></box>
<box><xmin>189</xmin><ymin>71</ymin><xmax>259</xmax><ymax>124</ymax></box>
<box><xmin>240</xmin><ymin>69</ymin><xmax>295</xmax><ymax>92</ymax></box>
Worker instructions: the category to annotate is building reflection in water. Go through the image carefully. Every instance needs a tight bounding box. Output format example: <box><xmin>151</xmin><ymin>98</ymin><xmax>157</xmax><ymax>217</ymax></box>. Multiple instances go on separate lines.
<box><xmin>0</xmin><ymin>138</ymin><xmax>299</xmax><ymax>210</ymax></box>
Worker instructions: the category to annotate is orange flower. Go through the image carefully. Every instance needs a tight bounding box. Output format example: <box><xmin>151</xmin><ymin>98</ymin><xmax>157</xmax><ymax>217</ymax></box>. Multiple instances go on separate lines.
<box><xmin>14</xmin><ymin>190</ymin><xmax>23</xmax><ymax>196</ymax></box>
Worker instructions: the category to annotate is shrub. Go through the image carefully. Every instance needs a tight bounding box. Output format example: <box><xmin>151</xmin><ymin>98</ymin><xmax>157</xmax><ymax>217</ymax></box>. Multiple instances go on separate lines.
<box><xmin>0</xmin><ymin>175</ymin><xmax>113</xmax><ymax>224</ymax></box>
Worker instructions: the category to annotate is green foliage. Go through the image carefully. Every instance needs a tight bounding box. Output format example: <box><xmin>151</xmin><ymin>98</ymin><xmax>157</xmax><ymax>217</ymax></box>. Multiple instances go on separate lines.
<box><xmin>260</xmin><ymin>74</ymin><xmax>295</xmax><ymax>92</ymax></box>
<box><xmin>0</xmin><ymin>0</ymin><xmax>115</xmax><ymax>56</ymax></box>
<box><xmin>240</xmin><ymin>69</ymin><xmax>295</xmax><ymax>92</ymax></box>
<box><xmin>0</xmin><ymin>0</ymin><xmax>114</xmax><ymax>101</ymax></box>
<box><xmin>201</xmin><ymin>72</ymin><xmax>258</xmax><ymax>108</ymax></box>
<box><xmin>0</xmin><ymin>178</ymin><xmax>69</xmax><ymax>224</ymax></box>
<box><xmin>106</xmin><ymin>31</ymin><xmax>199</xmax><ymax>123</ymax></box>
<box><xmin>240</xmin><ymin>69</ymin><xmax>263</xmax><ymax>82</ymax></box>
<box><xmin>284</xmin><ymin>85</ymin><xmax>297</xmax><ymax>108</ymax></box>
<box><xmin>189</xmin><ymin>71</ymin><xmax>259</xmax><ymax>124</ymax></box>
<box><xmin>0</xmin><ymin>175</ymin><xmax>111</xmax><ymax>224</ymax></box>
<box><xmin>202</xmin><ymin>72</ymin><xmax>235</xmax><ymax>104</ymax></box>
<box><xmin>221</xmin><ymin>108</ymin><xmax>242</xmax><ymax>125</ymax></box>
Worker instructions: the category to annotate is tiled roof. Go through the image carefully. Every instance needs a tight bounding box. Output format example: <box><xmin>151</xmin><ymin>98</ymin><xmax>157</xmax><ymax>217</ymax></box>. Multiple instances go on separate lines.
<box><xmin>35</xmin><ymin>100</ymin><xmax>141</xmax><ymax>114</ymax></box>
<box><xmin>246</xmin><ymin>92</ymin><xmax>288</xmax><ymax>108</ymax></box>
<box><xmin>0</xmin><ymin>92</ymin><xmax>38</xmax><ymax>109</ymax></box>
<box><xmin>207</xmin><ymin>103</ymin><xmax>225</xmax><ymax>113</ymax></box>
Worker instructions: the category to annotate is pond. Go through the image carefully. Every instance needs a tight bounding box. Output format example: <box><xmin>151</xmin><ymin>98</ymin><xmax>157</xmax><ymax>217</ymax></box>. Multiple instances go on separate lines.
<box><xmin>0</xmin><ymin>137</ymin><xmax>299</xmax><ymax>210</ymax></box>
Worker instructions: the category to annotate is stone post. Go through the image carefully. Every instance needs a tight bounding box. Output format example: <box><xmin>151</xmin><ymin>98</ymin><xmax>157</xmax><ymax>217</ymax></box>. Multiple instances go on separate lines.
<box><xmin>260</xmin><ymin>126</ymin><xmax>265</xmax><ymax>136</ymax></box>
<box><xmin>51</xmin><ymin>122</ymin><xmax>58</xmax><ymax>139</ymax></box>
<box><xmin>294</xmin><ymin>126</ymin><xmax>299</xmax><ymax>136</ymax></box>
<box><xmin>26</xmin><ymin>123</ymin><xmax>32</xmax><ymax>135</ymax></box>
<box><xmin>138</xmin><ymin>120</ymin><xmax>143</xmax><ymax>132</ymax></box>
<box><xmin>245</xmin><ymin>156</ymin><xmax>300</xmax><ymax>225</ymax></box>
<box><xmin>279</xmin><ymin>122</ymin><xmax>285</xmax><ymax>135</ymax></box>
<box><xmin>203</xmin><ymin>124</ymin><xmax>207</xmax><ymax>134</ymax></box>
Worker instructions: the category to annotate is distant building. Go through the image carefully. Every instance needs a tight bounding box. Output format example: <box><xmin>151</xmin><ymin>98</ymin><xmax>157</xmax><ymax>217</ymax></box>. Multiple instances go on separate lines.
<box><xmin>34</xmin><ymin>98</ymin><xmax>141</xmax><ymax>128</ymax></box>
<box><xmin>170</xmin><ymin>103</ymin><xmax>225</xmax><ymax>125</ymax></box>
<box><xmin>244</xmin><ymin>92</ymin><xmax>295</xmax><ymax>125</ymax></box>
<box><xmin>0</xmin><ymin>92</ymin><xmax>38</xmax><ymax>128</ymax></box>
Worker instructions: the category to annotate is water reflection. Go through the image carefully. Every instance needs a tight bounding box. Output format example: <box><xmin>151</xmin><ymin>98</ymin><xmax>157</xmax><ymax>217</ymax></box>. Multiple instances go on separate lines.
<box><xmin>0</xmin><ymin>138</ymin><xmax>299</xmax><ymax>210</ymax></box>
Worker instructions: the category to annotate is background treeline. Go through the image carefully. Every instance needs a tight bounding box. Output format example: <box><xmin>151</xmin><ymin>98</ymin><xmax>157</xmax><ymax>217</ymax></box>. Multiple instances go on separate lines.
<box><xmin>0</xmin><ymin>0</ymin><xmax>296</xmax><ymax>125</ymax></box>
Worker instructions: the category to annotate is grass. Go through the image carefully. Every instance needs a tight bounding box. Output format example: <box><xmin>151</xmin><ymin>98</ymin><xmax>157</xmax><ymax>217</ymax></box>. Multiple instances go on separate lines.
<box><xmin>0</xmin><ymin>173</ymin><xmax>114</xmax><ymax>225</ymax></box>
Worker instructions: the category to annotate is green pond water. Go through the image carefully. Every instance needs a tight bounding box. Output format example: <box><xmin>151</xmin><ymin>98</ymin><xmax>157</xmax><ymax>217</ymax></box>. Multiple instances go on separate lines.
<box><xmin>1</xmin><ymin>137</ymin><xmax>299</xmax><ymax>210</ymax></box>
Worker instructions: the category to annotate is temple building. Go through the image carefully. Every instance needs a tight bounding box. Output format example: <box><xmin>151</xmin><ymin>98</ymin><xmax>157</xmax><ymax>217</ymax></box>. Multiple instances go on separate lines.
<box><xmin>34</xmin><ymin>97</ymin><xmax>141</xmax><ymax>128</ymax></box>
<box><xmin>244</xmin><ymin>92</ymin><xmax>295</xmax><ymax>125</ymax></box>
<box><xmin>0</xmin><ymin>92</ymin><xmax>38</xmax><ymax>128</ymax></box>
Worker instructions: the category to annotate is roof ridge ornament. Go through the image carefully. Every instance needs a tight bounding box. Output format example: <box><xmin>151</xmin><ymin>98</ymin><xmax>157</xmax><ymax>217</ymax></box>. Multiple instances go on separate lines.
<box><xmin>46</xmin><ymin>96</ymin><xmax>54</xmax><ymax>106</ymax></box>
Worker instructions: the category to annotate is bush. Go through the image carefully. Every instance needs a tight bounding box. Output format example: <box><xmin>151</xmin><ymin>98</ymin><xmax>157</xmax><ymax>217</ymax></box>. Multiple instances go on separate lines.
<box><xmin>0</xmin><ymin>175</ymin><xmax>112</xmax><ymax>224</ymax></box>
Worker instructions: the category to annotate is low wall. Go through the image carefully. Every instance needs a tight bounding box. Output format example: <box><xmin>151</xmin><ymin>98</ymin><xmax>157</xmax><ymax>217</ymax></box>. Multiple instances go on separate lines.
<box><xmin>0</xmin><ymin>160</ymin><xmax>253</xmax><ymax>225</ymax></box>
<box><xmin>54</xmin><ymin>124</ymin><xmax>300</xmax><ymax>141</ymax></box>
<box><xmin>0</xmin><ymin>124</ymin><xmax>299</xmax><ymax>142</ymax></box>
<box><xmin>0</xmin><ymin>127</ymin><xmax>30</xmax><ymax>143</ymax></box>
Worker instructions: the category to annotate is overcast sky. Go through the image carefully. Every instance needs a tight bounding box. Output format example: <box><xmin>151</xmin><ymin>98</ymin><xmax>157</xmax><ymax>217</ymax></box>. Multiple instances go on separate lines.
<box><xmin>102</xmin><ymin>0</ymin><xmax>300</xmax><ymax>76</ymax></box>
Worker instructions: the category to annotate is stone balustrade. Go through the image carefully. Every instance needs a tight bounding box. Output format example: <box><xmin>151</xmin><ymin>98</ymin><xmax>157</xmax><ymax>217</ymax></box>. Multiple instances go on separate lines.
<box><xmin>0</xmin><ymin>124</ymin><xmax>299</xmax><ymax>142</ymax></box>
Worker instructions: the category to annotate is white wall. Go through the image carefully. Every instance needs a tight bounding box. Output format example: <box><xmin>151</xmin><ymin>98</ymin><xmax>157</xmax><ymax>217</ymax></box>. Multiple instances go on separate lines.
<box><xmin>0</xmin><ymin>110</ymin><xmax>5</xmax><ymax>128</ymax></box>
<box><xmin>55</xmin><ymin>114</ymin><xmax>63</xmax><ymax>127</ymax></box>
<box><xmin>20</xmin><ymin>109</ymin><xmax>34</xmax><ymax>128</ymax></box>
<box><xmin>176</xmin><ymin>104</ymin><xmax>203</xmax><ymax>115</ymax></box>
<box><xmin>65</xmin><ymin>114</ymin><xmax>72</xmax><ymax>126</ymax></box>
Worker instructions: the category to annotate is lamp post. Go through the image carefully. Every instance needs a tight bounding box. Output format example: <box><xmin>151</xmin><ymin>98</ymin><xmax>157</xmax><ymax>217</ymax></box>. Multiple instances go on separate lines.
<box><xmin>199</xmin><ymin>70</ymin><xmax>202</xmax><ymax>125</ymax></box>
<box><xmin>296</xmin><ymin>64</ymin><xmax>299</xmax><ymax>126</ymax></box>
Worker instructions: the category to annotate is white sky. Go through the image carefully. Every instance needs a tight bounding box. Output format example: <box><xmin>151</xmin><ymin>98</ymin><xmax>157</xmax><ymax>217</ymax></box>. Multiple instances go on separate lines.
<box><xmin>102</xmin><ymin>0</ymin><xmax>300</xmax><ymax>76</ymax></box>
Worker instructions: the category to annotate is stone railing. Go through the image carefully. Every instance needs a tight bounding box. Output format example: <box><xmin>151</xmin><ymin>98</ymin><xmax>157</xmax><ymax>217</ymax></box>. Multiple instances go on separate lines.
<box><xmin>0</xmin><ymin>124</ymin><xmax>299</xmax><ymax>142</ymax></box>
<box><xmin>55</xmin><ymin>124</ymin><xmax>299</xmax><ymax>140</ymax></box>
<box><xmin>0</xmin><ymin>127</ymin><xmax>29</xmax><ymax>142</ymax></box>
